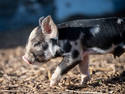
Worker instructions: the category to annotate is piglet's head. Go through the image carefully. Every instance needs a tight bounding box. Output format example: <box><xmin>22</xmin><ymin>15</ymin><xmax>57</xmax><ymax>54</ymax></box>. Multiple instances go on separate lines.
<box><xmin>23</xmin><ymin>16</ymin><xmax>61</xmax><ymax>64</ymax></box>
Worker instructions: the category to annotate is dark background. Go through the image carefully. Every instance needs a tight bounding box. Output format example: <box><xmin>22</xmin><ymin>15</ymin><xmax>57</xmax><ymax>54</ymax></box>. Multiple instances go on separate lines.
<box><xmin>0</xmin><ymin>0</ymin><xmax>125</xmax><ymax>31</ymax></box>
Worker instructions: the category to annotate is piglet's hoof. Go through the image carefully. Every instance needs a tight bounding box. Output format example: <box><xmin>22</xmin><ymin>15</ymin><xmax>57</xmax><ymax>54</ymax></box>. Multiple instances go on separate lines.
<box><xmin>50</xmin><ymin>80</ymin><xmax>58</xmax><ymax>87</ymax></box>
<box><xmin>81</xmin><ymin>76</ymin><xmax>90</xmax><ymax>86</ymax></box>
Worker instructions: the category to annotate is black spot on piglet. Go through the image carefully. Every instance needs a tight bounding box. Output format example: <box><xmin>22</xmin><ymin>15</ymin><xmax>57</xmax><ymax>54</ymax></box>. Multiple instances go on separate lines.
<box><xmin>113</xmin><ymin>46</ymin><xmax>125</xmax><ymax>58</ymax></box>
<box><xmin>72</xmin><ymin>50</ymin><xmax>79</xmax><ymax>59</ymax></box>
<box><xmin>63</xmin><ymin>41</ymin><xmax>72</xmax><ymax>52</ymax></box>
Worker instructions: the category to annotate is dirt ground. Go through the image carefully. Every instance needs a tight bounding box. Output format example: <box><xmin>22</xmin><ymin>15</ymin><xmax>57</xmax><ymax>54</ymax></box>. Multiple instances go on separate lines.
<box><xmin>0</xmin><ymin>28</ymin><xmax>125</xmax><ymax>94</ymax></box>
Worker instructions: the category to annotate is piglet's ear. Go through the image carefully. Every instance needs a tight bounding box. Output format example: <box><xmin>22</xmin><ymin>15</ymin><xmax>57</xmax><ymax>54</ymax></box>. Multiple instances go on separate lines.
<box><xmin>40</xmin><ymin>15</ymin><xmax>58</xmax><ymax>38</ymax></box>
<box><xmin>39</xmin><ymin>16</ymin><xmax>44</xmax><ymax>26</ymax></box>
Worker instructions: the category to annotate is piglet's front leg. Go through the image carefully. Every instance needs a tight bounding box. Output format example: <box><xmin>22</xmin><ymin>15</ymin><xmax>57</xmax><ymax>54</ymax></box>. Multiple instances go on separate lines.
<box><xmin>50</xmin><ymin>55</ymin><xmax>81</xmax><ymax>86</ymax></box>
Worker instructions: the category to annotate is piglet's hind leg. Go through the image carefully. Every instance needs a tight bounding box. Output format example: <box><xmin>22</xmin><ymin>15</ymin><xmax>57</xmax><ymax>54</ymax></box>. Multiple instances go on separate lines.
<box><xmin>79</xmin><ymin>54</ymin><xmax>90</xmax><ymax>85</ymax></box>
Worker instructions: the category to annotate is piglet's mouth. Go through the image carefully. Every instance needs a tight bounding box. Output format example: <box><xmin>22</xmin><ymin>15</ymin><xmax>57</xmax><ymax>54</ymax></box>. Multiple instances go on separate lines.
<box><xmin>22</xmin><ymin>56</ymin><xmax>32</xmax><ymax>64</ymax></box>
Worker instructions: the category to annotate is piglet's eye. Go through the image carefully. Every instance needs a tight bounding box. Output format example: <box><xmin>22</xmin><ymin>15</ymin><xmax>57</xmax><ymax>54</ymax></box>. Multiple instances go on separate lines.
<box><xmin>33</xmin><ymin>41</ymin><xmax>41</xmax><ymax>47</ymax></box>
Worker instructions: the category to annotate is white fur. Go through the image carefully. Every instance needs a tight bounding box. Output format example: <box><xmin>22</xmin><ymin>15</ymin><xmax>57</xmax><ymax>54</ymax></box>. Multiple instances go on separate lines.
<box><xmin>90</xmin><ymin>25</ymin><xmax>100</xmax><ymax>36</ymax></box>
<box><xmin>48</xmin><ymin>43</ymin><xmax>56</xmax><ymax>56</ymax></box>
<box><xmin>48</xmin><ymin>40</ymin><xmax>59</xmax><ymax>57</ymax></box>
<box><xmin>50</xmin><ymin>66</ymin><xmax>61</xmax><ymax>86</ymax></box>
<box><xmin>26</xmin><ymin>27</ymin><xmax>39</xmax><ymax>55</ymax></box>
<box><xmin>29</xmin><ymin>27</ymin><xmax>38</xmax><ymax>40</ymax></box>
<box><xmin>117</xmin><ymin>18</ymin><xmax>123</xmax><ymax>24</ymax></box>
<box><xmin>90</xmin><ymin>44</ymin><xmax>116</xmax><ymax>54</ymax></box>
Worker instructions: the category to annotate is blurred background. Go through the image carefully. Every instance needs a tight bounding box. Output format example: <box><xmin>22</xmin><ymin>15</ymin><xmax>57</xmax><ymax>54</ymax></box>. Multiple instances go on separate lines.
<box><xmin>0</xmin><ymin>0</ymin><xmax>125</xmax><ymax>31</ymax></box>
<box><xmin>0</xmin><ymin>0</ymin><xmax>125</xmax><ymax>48</ymax></box>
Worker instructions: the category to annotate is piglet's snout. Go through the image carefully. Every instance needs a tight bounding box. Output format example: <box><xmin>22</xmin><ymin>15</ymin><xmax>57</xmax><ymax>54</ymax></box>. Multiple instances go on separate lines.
<box><xmin>22</xmin><ymin>56</ymin><xmax>32</xmax><ymax>64</ymax></box>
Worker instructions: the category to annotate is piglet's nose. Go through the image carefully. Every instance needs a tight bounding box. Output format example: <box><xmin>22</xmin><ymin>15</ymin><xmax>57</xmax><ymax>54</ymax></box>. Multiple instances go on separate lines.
<box><xmin>22</xmin><ymin>56</ymin><xmax>32</xmax><ymax>64</ymax></box>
